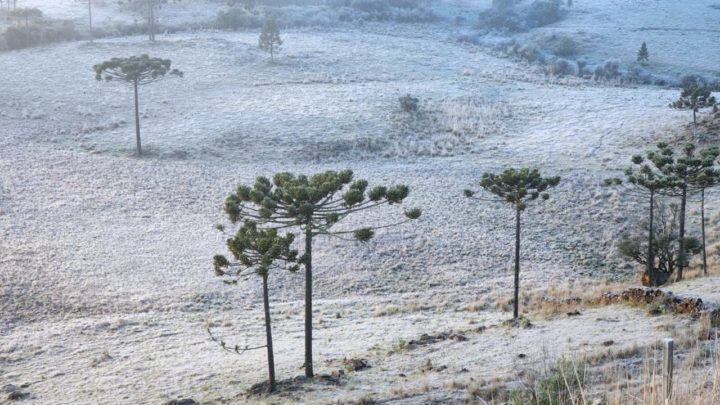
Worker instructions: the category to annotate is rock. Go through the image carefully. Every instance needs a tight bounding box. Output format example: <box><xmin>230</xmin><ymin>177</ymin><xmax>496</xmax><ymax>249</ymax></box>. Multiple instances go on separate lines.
<box><xmin>7</xmin><ymin>391</ymin><xmax>27</xmax><ymax>401</ymax></box>
<box><xmin>163</xmin><ymin>400</ymin><xmax>197</xmax><ymax>405</ymax></box>
<box><xmin>567</xmin><ymin>310</ymin><xmax>581</xmax><ymax>316</ymax></box>
<box><xmin>2</xmin><ymin>385</ymin><xmax>18</xmax><ymax>393</ymax></box>
<box><xmin>342</xmin><ymin>358</ymin><xmax>370</xmax><ymax>372</ymax></box>
<box><xmin>602</xmin><ymin>340</ymin><xmax>614</xmax><ymax>347</ymax></box>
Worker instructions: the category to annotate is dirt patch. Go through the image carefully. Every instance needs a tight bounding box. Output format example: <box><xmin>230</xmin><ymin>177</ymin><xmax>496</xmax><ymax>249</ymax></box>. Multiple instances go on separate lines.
<box><xmin>246</xmin><ymin>374</ymin><xmax>344</xmax><ymax>397</ymax></box>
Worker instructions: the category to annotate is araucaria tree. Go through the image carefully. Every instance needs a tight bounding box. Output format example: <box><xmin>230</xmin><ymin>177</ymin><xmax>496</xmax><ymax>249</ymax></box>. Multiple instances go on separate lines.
<box><xmin>213</xmin><ymin>221</ymin><xmax>298</xmax><ymax>393</ymax></box>
<box><xmin>693</xmin><ymin>161</ymin><xmax>720</xmax><ymax>275</ymax></box>
<box><xmin>464</xmin><ymin>168</ymin><xmax>560</xmax><ymax>320</ymax></box>
<box><xmin>653</xmin><ymin>143</ymin><xmax>719</xmax><ymax>281</ymax></box>
<box><xmin>258</xmin><ymin>16</ymin><xmax>282</xmax><ymax>62</ymax></box>
<box><xmin>623</xmin><ymin>147</ymin><xmax>677</xmax><ymax>286</ymax></box>
<box><xmin>223</xmin><ymin>170</ymin><xmax>421</xmax><ymax>377</ymax></box>
<box><xmin>94</xmin><ymin>55</ymin><xmax>183</xmax><ymax>156</ymax></box>
<box><xmin>637</xmin><ymin>42</ymin><xmax>649</xmax><ymax>64</ymax></box>
<box><xmin>671</xmin><ymin>84</ymin><xmax>717</xmax><ymax>127</ymax></box>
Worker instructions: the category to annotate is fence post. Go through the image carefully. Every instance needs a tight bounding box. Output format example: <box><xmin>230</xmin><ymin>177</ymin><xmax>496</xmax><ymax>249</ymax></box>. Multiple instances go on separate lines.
<box><xmin>663</xmin><ymin>338</ymin><xmax>674</xmax><ymax>404</ymax></box>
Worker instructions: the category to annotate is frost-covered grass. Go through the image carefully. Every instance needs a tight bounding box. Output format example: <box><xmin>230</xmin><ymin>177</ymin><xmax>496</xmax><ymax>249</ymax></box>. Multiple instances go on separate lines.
<box><xmin>1</xmin><ymin>4</ymin><xmax>720</xmax><ymax>403</ymax></box>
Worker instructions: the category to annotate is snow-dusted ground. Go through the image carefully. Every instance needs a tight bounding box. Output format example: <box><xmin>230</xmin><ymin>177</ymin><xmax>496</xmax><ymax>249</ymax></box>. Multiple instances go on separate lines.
<box><xmin>1</xmin><ymin>1</ymin><xmax>720</xmax><ymax>403</ymax></box>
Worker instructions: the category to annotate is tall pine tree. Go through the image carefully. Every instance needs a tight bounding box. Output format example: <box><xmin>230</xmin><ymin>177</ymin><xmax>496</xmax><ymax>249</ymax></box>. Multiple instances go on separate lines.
<box><xmin>223</xmin><ymin>170</ymin><xmax>421</xmax><ymax>377</ymax></box>
<box><xmin>464</xmin><ymin>168</ymin><xmax>560</xmax><ymax>319</ymax></box>
<box><xmin>213</xmin><ymin>221</ymin><xmax>298</xmax><ymax>393</ymax></box>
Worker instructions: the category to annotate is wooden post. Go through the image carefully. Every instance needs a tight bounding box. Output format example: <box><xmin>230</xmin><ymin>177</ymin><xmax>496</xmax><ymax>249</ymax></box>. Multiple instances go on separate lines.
<box><xmin>663</xmin><ymin>338</ymin><xmax>674</xmax><ymax>403</ymax></box>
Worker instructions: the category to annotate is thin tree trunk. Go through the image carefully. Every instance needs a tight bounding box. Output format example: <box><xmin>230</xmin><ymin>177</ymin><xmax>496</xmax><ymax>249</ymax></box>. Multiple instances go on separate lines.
<box><xmin>677</xmin><ymin>186</ymin><xmax>687</xmax><ymax>281</ymax></box>
<box><xmin>88</xmin><ymin>0</ymin><xmax>93</xmax><ymax>43</ymax></box>
<box><xmin>262</xmin><ymin>275</ymin><xmax>276</xmax><ymax>393</ymax></box>
<box><xmin>513</xmin><ymin>205</ymin><xmax>521</xmax><ymax>319</ymax></box>
<box><xmin>702</xmin><ymin>188</ymin><xmax>708</xmax><ymax>275</ymax></box>
<box><xmin>148</xmin><ymin>2</ymin><xmax>155</xmax><ymax>41</ymax></box>
<box><xmin>304</xmin><ymin>225</ymin><xmax>313</xmax><ymax>378</ymax></box>
<box><xmin>648</xmin><ymin>189</ymin><xmax>656</xmax><ymax>285</ymax></box>
<box><xmin>133</xmin><ymin>80</ymin><xmax>142</xmax><ymax>156</ymax></box>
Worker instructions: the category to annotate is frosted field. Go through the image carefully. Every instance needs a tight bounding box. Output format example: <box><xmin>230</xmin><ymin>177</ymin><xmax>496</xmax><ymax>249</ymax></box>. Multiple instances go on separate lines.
<box><xmin>1</xmin><ymin>1</ymin><xmax>720</xmax><ymax>404</ymax></box>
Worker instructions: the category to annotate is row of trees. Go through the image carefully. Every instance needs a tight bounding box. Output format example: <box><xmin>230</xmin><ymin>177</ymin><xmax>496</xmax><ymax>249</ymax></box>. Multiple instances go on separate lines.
<box><xmin>0</xmin><ymin>0</ymin><xmax>18</xmax><ymax>12</ymax></box>
<box><xmin>210</xmin><ymin>146</ymin><xmax>720</xmax><ymax>391</ymax></box>
<box><xmin>212</xmin><ymin>168</ymin><xmax>563</xmax><ymax>391</ymax></box>
<box><xmin>612</xmin><ymin>143</ymin><xmax>720</xmax><ymax>286</ymax></box>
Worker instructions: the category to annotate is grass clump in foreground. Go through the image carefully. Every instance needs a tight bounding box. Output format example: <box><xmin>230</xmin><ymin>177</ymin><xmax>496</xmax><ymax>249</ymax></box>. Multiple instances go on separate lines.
<box><xmin>509</xmin><ymin>358</ymin><xmax>586</xmax><ymax>405</ymax></box>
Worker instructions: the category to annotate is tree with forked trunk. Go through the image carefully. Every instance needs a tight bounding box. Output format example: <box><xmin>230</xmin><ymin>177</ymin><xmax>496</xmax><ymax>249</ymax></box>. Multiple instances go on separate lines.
<box><xmin>223</xmin><ymin>169</ymin><xmax>422</xmax><ymax>377</ymax></box>
<box><xmin>93</xmin><ymin>55</ymin><xmax>183</xmax><ymax>156</ymax></box>
<box><xmin>464</xmin><ymin>168</ymin><xmax>560</xmax><ymax>319</ymax></box>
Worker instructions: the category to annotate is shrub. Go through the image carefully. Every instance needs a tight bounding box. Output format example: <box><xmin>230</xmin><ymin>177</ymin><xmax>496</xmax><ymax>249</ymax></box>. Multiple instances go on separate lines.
<box><xmin>552</xmin><ymin>36</ymin><xmax>578</xmax><ymax>57</ymax></box>
<box><xmin>216</xmin><ymin>7</ymin><xmax>262</xmax><ymax>30</ymax></box>
<box><xmin>3</xmin><ymin>20</ymin><xmax>78</xmax><ymax>50</ymax></box>
<box><xmin>546</xmin><ymin>58</ymin><xmax>574</xmax><ymax>76</ymax></box>
<box><xmin>626</xmin><ymin>66</ymin><xmax>652</xmax><ymax>84</ymax></box>
<box><xmin>480</xmin><ymin>0</ymin><xmax>563</xmax><ymax>32</ymax></box>
<box><xmin>679</xmin><ymin>74</ymin><xmax>709</xmax><ymax>90</ymax></box>
<box><xmin>478</xmin><ymin>8</ymin><xmax>523</xmax><ymax>32</ymax></box>
<box><xmin>510</xmin><ymin>359</ymin><xmax>586</xmax><ymax>405</ymax></box>
<box><xmin>399</xmin><ymin>94</ymin><xmax>420</xmax><ymax>113</ymax></box>
<box><xmin>576</xmin><ymin>60</ymin><xmax>587</xmax><ymax>77</ymax></box>
<box><xmin>515</xmin><ymin>44</ymin><xmax>545</xmax><ymax>64</ymax></box>
<box><xmin>526</xmin><ymin>0</ymin><xmax>562</xmax><ymax>28</ymax></box>
<box><xmin>332</xmin><ymin>0</ymin><xmax>435</xmax><ymax>22</ymax></box>
<box><xmin>594</xmin><ymin>60</ymin><xmax>621</xmax><ymax>80</ymax></box>
<box><xmin>492</xmin><ymin>0</ymin><xmax>516</xmax><ymax>10</ymax></box>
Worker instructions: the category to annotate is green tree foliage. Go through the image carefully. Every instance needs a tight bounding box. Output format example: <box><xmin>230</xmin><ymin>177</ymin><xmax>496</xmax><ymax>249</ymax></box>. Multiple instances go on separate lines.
<box><xmin>258</xmin><ymin>15</ymin><xmax>282</xmax><ymax>61</ymax></box>
<box><xmin>652</xmin><ymin>143</ymin><xmax>719</xmax><ymax>280</ymax></box>
<box><xmin>671</xmin><ymin>85</ymin><xmax>717</xmax><ymax>127</ymax></box>
<box><xmin>637</xmin><ymin>42</ymin><xmax>649</xmax><ymax>64</ymax></box>
<box><xmin>681</xmin><ymin>146</ymin><xmax>720</xmax><ymax>276</ymax></box>
<box><xmin>623</xmin><ymin>146</ymin><xmax>678</xmax><ymax>286</ymax></box>
<box><xmin>464</xmin><ymin>168</ymin><xmax>560</xmax><ymax>319</ymax></box>
<box><xmin>94</xmin><ymin>55</ymin><xmax>183</xmax><ymax>156</ymax></box>
<box><xmin>213</xmin><ymin>221</ymin><xmax>298</xmax><ymax>393</ymax></box>
<box><xmin>224</xmin><ymin>169</ymin><xmax>421</xmax><ymax>377</ymax></box>
<box><xmin>619</xmin><ymin>203</ymin><xmax>701</xmax><ymax>286</ymax></box>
